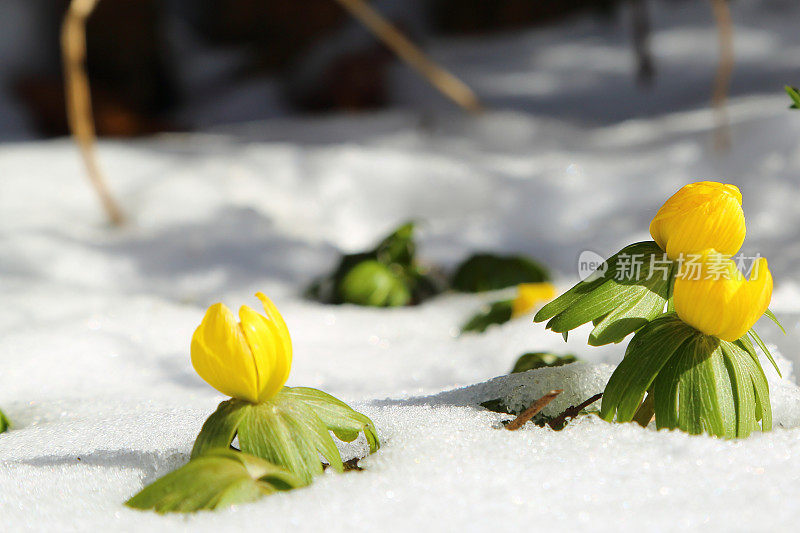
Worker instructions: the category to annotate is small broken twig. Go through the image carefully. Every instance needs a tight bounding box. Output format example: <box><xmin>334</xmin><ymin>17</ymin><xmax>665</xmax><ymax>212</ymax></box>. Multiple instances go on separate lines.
<box><xmin>546</xmin><ymin>392</ymin><xmax>603</xmax><ymax>430</ymax></box>
<box><xmin>333</xmin><ymin>0</ymin><xmax>483</xmax><ymax>114</ymax></box>
<box><xmin>62</xmin><ymin>0</ymin><xmax>125</xmax><ymax>225</ymax></box>
<box><xmin>505</xmin><ymin>390</ymin><xmax>562</xmax><ymax>431</ymax></box>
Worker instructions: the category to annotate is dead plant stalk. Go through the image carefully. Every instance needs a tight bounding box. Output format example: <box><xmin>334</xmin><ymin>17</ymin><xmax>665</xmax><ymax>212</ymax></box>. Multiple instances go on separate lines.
<box><xmin>505</xmin><ymin>390</ymin><xmax>563</xmax><ymax>431</ymax></box>
<box><xmin>333</xmin><ymin>0</ymin><xmax>483</xmax><ymax>114</ymax></box>
<box><xmin>62</xmin><ymin>0</ymin><xmax>124</xmax><ymax>225</ymax></box>
<box><xmin>710</xmin><ymin>0</ymin><xmax>734</xmax><ymax>150</ymax></box>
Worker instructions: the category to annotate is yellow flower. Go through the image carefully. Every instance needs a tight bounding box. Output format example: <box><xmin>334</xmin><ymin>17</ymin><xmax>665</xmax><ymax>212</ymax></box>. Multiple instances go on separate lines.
<box><xmin>512</xmin><ymin>282</ymin><xmax>557</xmax><ymax>318</ymax></box>
<box><xmin>673</xmin><ymin>250</ymin><xmax>772</xmax><ymax>341</ymax></box>
<box><xmin>191</xmin><ymin>293</ymin><xmax>292</xmax><ymax>403</ymax></box>
<box><xmin>649</xmin><ymin>181</ymin><xmax>745</xmax><ymax>260</ymax></box>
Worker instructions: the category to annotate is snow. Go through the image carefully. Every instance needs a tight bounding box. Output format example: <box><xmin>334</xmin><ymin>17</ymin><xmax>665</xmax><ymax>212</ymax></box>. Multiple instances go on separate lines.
<box><xmin>4</xmin><ymin>1</ymin><xmax>800</xmax><ymax>531</ymax></box>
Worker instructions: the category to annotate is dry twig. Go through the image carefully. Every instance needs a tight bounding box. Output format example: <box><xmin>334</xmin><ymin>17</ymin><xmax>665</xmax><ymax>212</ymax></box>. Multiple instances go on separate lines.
<box><xmin>505</xmin><ymin>390</ymin><xmax>562</xmax><ymax>431</ymax></box>
<box><xmin>333</xmin><ymin>0</ymin><xmax>483</xmax><ymax>114</ymax></box>
<box><xmin>62</xmin><ymin>0</ymin><xmax>125</xmax><ymax>225</ymax></box>
<box><xmin>629</xmin><ymin>0</ymin><xmax>654</xmax><ymax>85</ymax></box>
<box><xmin>710</xmin><ymin>0</ymin><xmax>734</xmax><ymax>151</ymax></box>
<box><xmin>546</xmin><ymin>392</ymin><xmax>603</xmax><ymax>430</ymax></box>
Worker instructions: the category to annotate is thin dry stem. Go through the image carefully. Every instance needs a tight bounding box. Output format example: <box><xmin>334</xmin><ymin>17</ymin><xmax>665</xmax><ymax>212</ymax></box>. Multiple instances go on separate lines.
<box><xmin>710</xmin><ymin>0</ymin><xmax>734</xmax><ymax>151</ymax></box>
<box><xmin>62</xmin><ymin>0</ymin><xmax>125</xmax><ymax>225</ymax></box>
<box><xmin>333</xmin><ymin>0</ymin><xmax>483</xmax><ymax>114</ymax></box>
<box><xmin>546</xmin><ymin>392</ymin><xmax>603</xmax><ymax>430</ymax></box>
<box><xmin>629</xmin><ymin>0</ymin><xmax>654</xmax><ymax>86</ymax></box>
<box><xmin>505</xmin><ymin>390</ymin><xmax>563</xmax><ymax>431</ymax></box>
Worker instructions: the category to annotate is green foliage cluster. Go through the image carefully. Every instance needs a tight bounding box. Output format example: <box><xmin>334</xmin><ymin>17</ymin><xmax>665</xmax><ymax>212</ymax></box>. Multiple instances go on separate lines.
<box><xmin>600</xmin><ymin>315</ymin><xmax>771</xmax><ymax>438</ymax></box>
<box><xmin>536</xmin><ymin>240</ymin><xmax>782</xmax><ymax>438</ymax></box>
<box><xmin>307</xmin><ymin>222</ymin><xmax>549</xmax><ymax>307</ymax></box>
<box><xmin>306</xmin><ymin>222</ymin><xmax>442</xmax><ymax>307</ymax></box>
<box><xmin>535</xmin><ymin>241</ymin><xmax>673</xmax><ymax>345</ymax></box>
<box><xmin>127</xmin><ymin>387</ymin><xmax>380</xmax><ymax>513</ymax></box>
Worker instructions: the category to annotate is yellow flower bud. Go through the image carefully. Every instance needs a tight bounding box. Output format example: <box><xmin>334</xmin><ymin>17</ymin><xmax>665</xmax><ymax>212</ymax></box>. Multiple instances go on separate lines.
<box><xmin>512</xmin><ymin>282</ymin><xmax>557</xmax><ymax>318</ymax></box>
<box><xmin>673</xmin><ymin>250</ymin><xmax>772</xmax><ymax>341</ymax></box>
<box><xmin>191</xmin><ymin>293</ymin><xmax>292</xmax><ymax>403</ymax></box>
<box><xmin>649</xmin><ymin>181</ymin><xmax>745</xmax><ymax>260</ymax></box>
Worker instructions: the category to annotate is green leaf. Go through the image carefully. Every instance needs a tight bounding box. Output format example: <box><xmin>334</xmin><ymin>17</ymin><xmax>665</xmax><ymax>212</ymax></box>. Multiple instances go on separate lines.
<box><xmin>0</xmin><ymin>409</ymin><xmax>9</xmax><ymax>433</ymax></box>
<box><xmin>587</xmin><ymin>281</ymin><xmax>668</xmax><ymax>346</ymax></box>
<box><xmin>536</xmin><ymin>241</ymin><xmax>674</xmax><ymax>346</ymax></box>
<box><xmin>373</xmin><ymin>221</ymin><xmax>416</xmax><ymax>267</ymax></box>
<box><xmin>653</xmin><ymin>337</ymin><xmax>764</xmax><ymax>438</ymax></box>
<box><xmin>281</xmin><ymin>387</ymin><xmax>380</xmax><ymax>453</ymax></box>
<box><xmin>737</xmin><ymin>345</ymin><xmax>772</xmax><ymax>431</ymax></box>
<box><xmin>510</xmin><ymin>352</ymin><xmax>578</xmax><ymax>373</ymax></box>
<box><xmin>734</xmin><ymin>336</ymin><xmax>773</xmax><ymax>426</ymax></box>
<box><xmin>460</xmin><ymin>300</ymin><xmax>513</xmax><ymax>333</ymax></box>
<box><xmin>765</xmin><ymin>308</ymin><xmax>786</xmax><ymax>334</ymax></box>
<box><xmin>126</xmin><ymin>449</ymin><xmax>301</xmax><ymax>513</ymax></box>
<box><xmin>600</xmin><ymin>315</ymin><xmax>695</xmax><ymax>422</ymax></box>
<box><xmin>652</xmin><ymin>348</ymin><xmax>685</xmax><ymax>430</ymax></box>
<box><xmin>338</xmin><ymin>260</ymin><xmax>411</xmax><ymax>307</ymax></box>
<box><xmin>191</xmin><ymin>399</ymin><xmax>250</xmax><ymax>459</ymax></box>
<box><xmin>192</xmin><ymin>390</ymin><xmax>380</xmax><ymax>485</ymax></box>
<box><xmin>705</xmin><ymin>341</ymin><xmax>737</xmax><ymax>438</ymax></box>
<box><xmin>747</xmin><ymin>329</ymin><xmax>781</xmax><ymax>377</ymax></box>
<box><xmin>720</xmin><ymin>341</ymin><xmax>758</xmax><ymax>437</ymax></box>
<box><xmin>238</xmin><ymin>396</ymin><xmax>341</xmax><ymax>485</ymax></box>
<box><xmin>451</xmin><ymin>253</ymin><xmax>549</xmax><ymax>292</ymax></box>
<box><xmin>786</xmin><ymin>86</ymin><xmax>800</xmax><ymax>109</ymax></box>
<box><xmin>534</xmin><ymin>241</ymin><xmax>657</xmax><ymax>322</ymax></box>
<box><xmin>674</xmin><ymin>336</ymin><xmax>729</xmax><ymax>437</ymax></box>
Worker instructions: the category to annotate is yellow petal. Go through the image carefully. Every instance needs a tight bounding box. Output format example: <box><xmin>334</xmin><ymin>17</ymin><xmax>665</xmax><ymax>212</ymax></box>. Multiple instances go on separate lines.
<box><xmin>649</xmin><ymin>181</ymin><xmax>745</xmax><ymax>260</ymax></box>
<box><xmin>673</xmin><ymin>250</ymin><xmax>772</xmax><ymax>341</ymax></box>
<box><xmin>254</xmin><ymin>292</ymin><xmax>292</xmax><ymax>400</ymax></box>
<box><xmin>512</xmin><ymin>282</ymin><xmax>557</xmax><ymax>318</ymax></box>
<box><xmin>191</xmin><ymin>303</ymin><xmax>260</xmax><ymax>402</ymax></box>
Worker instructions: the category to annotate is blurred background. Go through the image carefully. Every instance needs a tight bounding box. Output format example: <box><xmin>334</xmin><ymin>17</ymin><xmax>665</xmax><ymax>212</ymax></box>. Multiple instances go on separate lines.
<box><xmin>1</xmin><ymin>0</ymin><xmax>797</xmax><ymax>141</ymax></box>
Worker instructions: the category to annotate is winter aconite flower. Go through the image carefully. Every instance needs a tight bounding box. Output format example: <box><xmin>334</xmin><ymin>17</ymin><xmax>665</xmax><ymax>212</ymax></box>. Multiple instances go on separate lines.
<box><xmin>191</xmin><ymin>293</ymin><xmax>292</xmax><ymax>403</ymax></box>
<box><xmin>673</xmin><ymin>250</ymin><xmax>772</xmax><ymax>341</ymax></box>
<box><xmin>511</xmin><ymin>282</ymin><xmax>556</xmax><ymax>317</ymax></box>
<box><xmin>649</xmin><ymin>181</ymin><xmax>746</xmax><ymax>260</ymax></box>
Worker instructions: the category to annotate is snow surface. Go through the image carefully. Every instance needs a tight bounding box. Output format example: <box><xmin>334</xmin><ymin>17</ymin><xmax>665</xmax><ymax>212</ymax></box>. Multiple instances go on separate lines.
<box><xmin>4</xmin><ymin>2</ymin><xmax>800</xmax><ymax>532</ymax></box>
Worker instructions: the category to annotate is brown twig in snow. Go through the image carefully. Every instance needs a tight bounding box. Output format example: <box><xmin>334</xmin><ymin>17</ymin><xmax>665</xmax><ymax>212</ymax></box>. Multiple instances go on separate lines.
<box><xmin>546</xmin><ymin>392</ymin><xmax>603</xmax><ymax>430</ymax></box>
<box><xmin>333</xmin><ymin>0</ymin><xmax>484</xmax><ymax>114</ymax></box>
<box><xmin>505</xmin><ymin>390</ymin><xmax>562</xmax><ymax>431</ymax></box>
<box><xmin>710</xmin><ymin>0</ymin><xmax>734</xmax><ymax>151</ymax></box>
<box><xmin>62</xmin><ymin>0</ymin><xmax>125</xmax><ymax>225</ymax></box>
